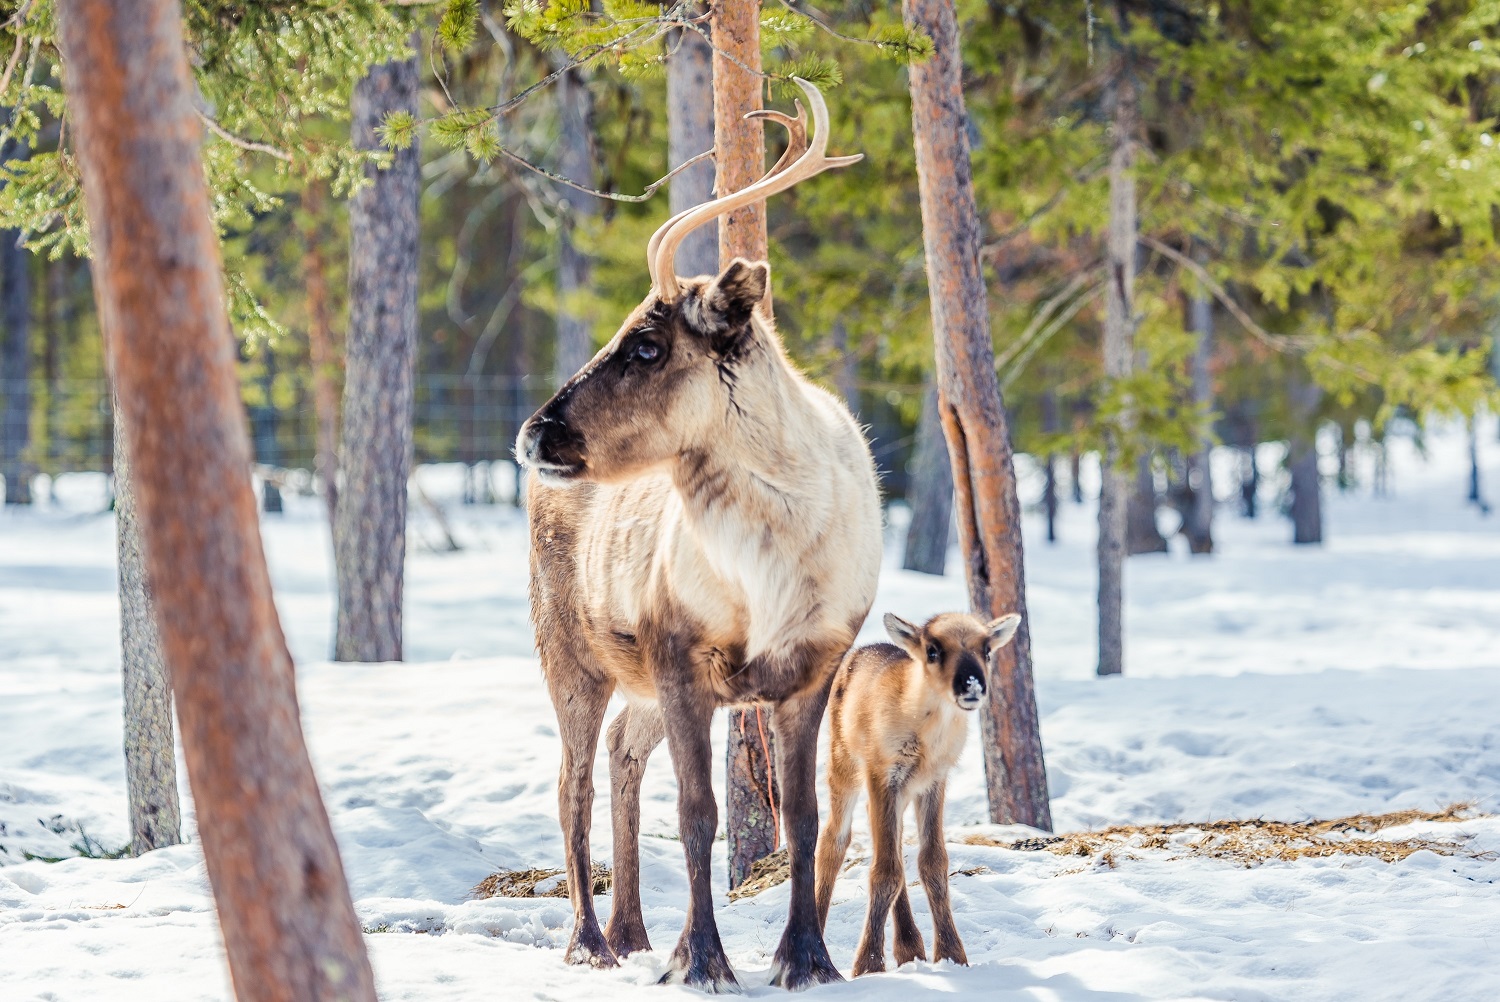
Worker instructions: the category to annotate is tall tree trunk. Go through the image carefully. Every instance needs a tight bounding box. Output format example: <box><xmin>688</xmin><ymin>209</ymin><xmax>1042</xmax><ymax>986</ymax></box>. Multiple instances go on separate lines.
<box><xmin>1241</xmin><ymin>438</ymin><xmax>1259</xmax><ymax>516</ymax></box>
<box><xmin>1042</xmin><ymin>389</ymin><xmax>1059</xmax><ymax>543</ymax></box>
<box><xmin>830</xmin><ymin>319</ymin><xmax>859</xmax><ymax>412</ymax></box>
<box><xmin>334</xmin><ymin>47</ymin><xmax>420</xmax><ymax>663</ymax></box>
<box><xmin>0</xmin><ymin>129</ymin><xmax>30</xmax><ymax>505</ymax></box>
<box><xmin>903</xmin><ymin>382</ymin><xmax>954</xmax><ymax>574</ymax></box>
<box><xmin>667</xmin><ymin>7</ymin><xmax>716</xmax><ymax>279</ymax></box>
<box><xmin>1097</xmin><ymin>68</ymin><xmax>1138</xmax><ymax>678</ymax></box>
<box><xmin>906</xmin><ymin>0</ymin><xmax>1051</xmax><ymax>830</ymax></box>
<box><xmin>58</xmin><ymin>3</ymin><xmax>375</xmax><ymax>999</ymax></box>
<box><xmin>1288</xmin><ymin>377</ymin><xmax>1323</xmax><ymax>545</ymax></box>
<box><xmin>1184</xmin><ymin>284</ymin><xmax>1214</xmax><ymax>553</ymax></box>
<box><xmin>1468</xmin><ymin>415</ymin><xmax>1484</xmax><ymax>509</ymax></box>
<box><xmin>714</xmin><ymin>0</ymin><xmax>781</xmax><ymax>887</ymax></box>
<box><xmin>302</xmin><ymin>181</ymin><xmax>340</xmax><ymax>529</ymax></box>
<box><xmin>553</xmin><ymin>66</ymin><xmax>596</xmax><ymax>381</ymax></box>
<box><xmin>1126</xmin><ymin>454</ymin><xmax>1167</xmax><ymax>554</ymax></box>
<box><xmin>114</xmin><ymin>409</ymin><xmax>182</xmax><ymax>855</ymax></box>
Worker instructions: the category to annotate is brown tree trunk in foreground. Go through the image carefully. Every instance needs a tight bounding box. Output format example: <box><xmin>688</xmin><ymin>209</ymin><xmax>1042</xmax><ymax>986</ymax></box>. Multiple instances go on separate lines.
<box><xmin>904</xmin><ymin>381</ymin><xmax>954</xmax><ymax>575</ymax></box>
<box><xmin>906</xmin><ymin>0</ymin><xmax>1052</xmax><ymax>830</ymax></box>
<box><xmin>667</xmin><ymin>6</ymin><xmax>717</xmax><ymax>279</ymax></box>
<box><xmin>58</xmin><ymin>2</ymin><xmax>375</xmax><ymax>999</ymax></box>
<box><xmin>302</xmin><ymin>181</ymin><xmax>340</xmax><ymax>530</ymax></box>
<box><xmin>1097</xmin><ymin>70</ymin><xmax>1138</xmax><ymax>678</ymax></box>
<box><xmin>114</xmin><ymin>411</ymin><xmax>183</xmax><ymax>855</ymax></box>
<box><xmin>715</xmin><ymin>0</ymin><xmax>781</xmax><ymax>886</ymax></box>
<box><xmin>335</xmin><ymin>48</ymin><xmax>420</xmax><ymax>662</ymax></box>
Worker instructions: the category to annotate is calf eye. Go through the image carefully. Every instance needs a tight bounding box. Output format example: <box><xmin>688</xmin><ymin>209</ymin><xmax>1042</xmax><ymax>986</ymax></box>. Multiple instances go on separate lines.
<box><xmin>926</xmin><ymin>643</ymin><xmax>940</xmax><ymax>663</ymax></box>
<box><xmin>631</xmin><ymin>341</ymin><xmax>661</xmax><ymax>363</ymax></box>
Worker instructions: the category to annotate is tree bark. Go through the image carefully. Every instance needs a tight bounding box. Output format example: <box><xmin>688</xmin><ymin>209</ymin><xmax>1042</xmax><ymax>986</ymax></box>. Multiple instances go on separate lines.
<box><xmin>1288</xmin><ymin>375</ymin><xmax>1322</xmax><ymax>544</ymax></box>
<box><xmin>667</xmin><ymin>7</ymin><xmax>717</xmax><ymax>279</ymax></box>
<box><xmin>302</xmin><ymin>180</ymin><xmax>340</xmax><ymax>530</ymax></box>
<box><xmin>114</xmin><ymin>409</ymin><xmax>182</xmax><ymax>855</ymax></box>
<box><xmin>903</xmin><ymin>382</ymin><xmax>954</xmax><ymax>574</ymax></box>
<box><xmin>0</xmin><ymin>129</ymin><xmax>30</xmax><ymax>505</ymax></box>
<box><xmin>1097</xmin><ymin>67</ymin><xmax>1138</xmax><ymax>678</ymax></box>
<box><xmin>906</xmin><ymin>0</ymin><xmax>1051</xmax><ymax>830</ymax></box>
<box><xmin>553</xmin><ymin>65</ymin><xmax>596</xmax><ymax>381</ymax></box>
<box><xmin>1127</xmin><ymin>454</ymin><xmax>1167</xmax><ymax>554</ymax></box>
<box><xmin>335</xmin><ymin>47</ymin><xmax>420</xmax><ymax>663</ymax></box>
<box><xmin>1042</xmin><ymin>390</ymin><xmax>1059</xmax><ymax>543</ymax></box>
<box><xmin>1184</xmin><ymin>284</ymin><xmax>1214</xmax><ymax>552</ymax></box>
<box><xmin>58</xmin><ymin>3</ymin><xmax>375</xmax><ymax>999</ymax></box>
<box><xmin>714</xmin><ymin>0</ymin><xmax>781</xmax><ymax>886</ymax></box>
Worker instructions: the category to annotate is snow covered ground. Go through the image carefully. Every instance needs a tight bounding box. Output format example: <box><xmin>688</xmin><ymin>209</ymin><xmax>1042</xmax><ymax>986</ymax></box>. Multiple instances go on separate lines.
<box><xmin>3</xmin><ymin>419</ymin><xmax>1500</xmax><ymax>1001</ymax></box>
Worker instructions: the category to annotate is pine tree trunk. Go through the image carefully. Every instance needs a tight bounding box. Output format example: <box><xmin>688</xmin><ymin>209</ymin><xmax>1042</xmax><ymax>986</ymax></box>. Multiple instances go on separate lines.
<box><xmin>1184</xmin><ymin>285</ymin><xmax>1214</xmax><ymax>553</ymax></box>
<box><xmin>830</xmin><ymin>319</ymin><xmax>859</xmax><ymax>412</ymax></box>
<box><xmin>1127</xmin><ymin>454</ymin><xmax>1167</xmax><ymax>554</ymax></box>
<box><xmin>335</xmin><ymin>48</ymin><xmax>420</xmax><ymax>663</ymax></box>
<box><xmin>302</xmin><ymin>181</ymin><xmax>340</xmax><ymax>529</ymax></box>
<box><xmin>1042</xmin><ymin>390</ymin><xmax>1059</xmax><ymax>543</ymax></box>
<box><xmin>713</xmin><ymin>0</ymin><xmax>781</xmax><ymax>887</ymax></box>
<box><xmin>1289</xmin><ymin>378</ymin><xmax>1323</xmax><ymax>545</ymax></box>
<box><xmin>1469</xmin><ymin>415</ymin><xmax>1484</xmax><ymax>508</ymax></box>
<box><xmin>667</xmin><ymin>8</ymin><xmax>716</xmax><ymax>279</ymax></box>
<box><xmin>554</xmin><ymin>66</ymin><xmax>596</xmax><ymax>381</ymax></box>
<box><xmin>0</xmin><ymin>130</ymin><xmax>30</xmax><ymax>505</ymax></box>
<box><xmin>906</xmin><ymin>0</ymin><xmax>1051</xmax><ymax>830</ymax></box>
<box><xmin>58</xmin><ymin>3</ymin><xmax>375</xmax><ymax>997</ymax></box>
<box><xmin>114</xmin><ymin>409</ymin><xmax>182</xmax><ymax>854</ymax></box>
<box><xmin>1241</xmin><ymin>440</ymin><xmax>1259</xmax><ymax>516</ymax></box>
<box><xmin>1097</xmin><ymin>68</ymin><xmax>1137</xmax><ymax>678</ymax></box>
<box><xmin>903</xmin><ymin>382</ymin><xmax>954</xmax><ymax>574</ymax></box>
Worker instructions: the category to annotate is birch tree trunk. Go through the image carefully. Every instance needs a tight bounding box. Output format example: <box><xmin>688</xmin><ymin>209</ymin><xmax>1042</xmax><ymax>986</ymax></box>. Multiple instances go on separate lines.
<box><xmin>1097</xmin><ymin>70</ymin><xmax>1138</xmax><ymax>678</ymax></box>
<box><xmin>1183</xmin><ymin>285</ymin><xmax>1214</xmax><ymax>553</ymax></box>
<box><xmin>903</xmin><ymin>382</ymin><xmax>954</xmax><ymax>575</ymax></box>
<box><xmin>667</xmin><ymin>7</ymin><xmax>716</xmax><ymax>279</ymax></box>
<box><xmin>115</xmin><ymin>409</ymin><xmax>182</xmax><ymax>855</ymax></box>
<box><xmin>0</xmin><ymin>130</ymin><xmax>29</xmax><ymax>505</ymax></box>
<box><xmin>335</xmin><ymin>48</ymin><xmax>420</xmax><ymax>662</ymax></box>
<box><xmin>553</xmin><ymin>65</ymin><xmax>597</xmax><ymax>381</ymax></box>
<box><xmin>302</xmin><ymin>181</ymin><xmax>340</xmax><ymax>530</ymax></box>
<box><xmin>906</xmin><ymin>0</ymin><xmax>1051</xmax><ymax>830</ymax></box>
<box><xmin>713</xmin><ymin>0</ymin><xmax>782</xmax><ymax>887</ymax></box>
<box><xmin>58</xmin><ymin>2</ymin><xmax>375</xmax><ymax>997</ymax></box>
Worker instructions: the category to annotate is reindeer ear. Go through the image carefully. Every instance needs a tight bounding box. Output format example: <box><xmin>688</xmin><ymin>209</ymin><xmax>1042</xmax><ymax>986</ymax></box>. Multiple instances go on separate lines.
<box><xmin>883</xmin><ymin>613</ymin><xmax>923</xmax><ymax>658</ymax></box>
<box><xmin>987</xmin><ymin>613</ymin><xmax>1022</xmax><ymax>651</ymax></box>
<box><xmin>698</xmin><ymin>258</ymin><xmax>768</xmax><ymax>329</ymax></box>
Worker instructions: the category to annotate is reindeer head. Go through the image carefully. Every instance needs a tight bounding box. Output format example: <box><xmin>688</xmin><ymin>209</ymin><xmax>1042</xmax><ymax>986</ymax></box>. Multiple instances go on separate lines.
<box><xmin>883</xmin><ymin>612</ymin><xmax>1022</xmax><ymax>711</ymax></box>
<box><xmin>516</xmin><ymin>79</ymin><xmax>860</xmax><ymax>488</ymax></box>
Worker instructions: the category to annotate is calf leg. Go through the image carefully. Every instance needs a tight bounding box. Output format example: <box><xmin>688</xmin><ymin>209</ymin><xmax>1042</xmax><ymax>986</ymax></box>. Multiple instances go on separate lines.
<box><xmin>656</xmin><ymin>676</ymin><xmax>737</xmax><ymax>992</ymax></box>
<box><xmin>915</xmin><ymin>782</ymin><xmax>966</xmax><ymax>965</ymax></box>
<box><xmin>768</xmin><ymin>684</ymin><xmax>844</xmax><ymax>990</ymax></box>
<box><xmin>814</xmin><ymin>744</ymin><xmax>859</xmax><ymax>931</ymax></box>
<box><xmin>604</xmin><ymin>702</ymin><xmax>665</xmax><ymax>958</ymax></box>
<box><xmin>891</xmin><ymin>807</ymin><xmax>926</xmax><ymax>967</ymax></box>
<box><xmin>549</xmin><ymin>676</ymin><xmax>616</xmax><ymax>967</ymax></box>
<box><xmin>851</xmin><ymin>777</ymin><xmax>902</xmax><ymax>977</ymax></box>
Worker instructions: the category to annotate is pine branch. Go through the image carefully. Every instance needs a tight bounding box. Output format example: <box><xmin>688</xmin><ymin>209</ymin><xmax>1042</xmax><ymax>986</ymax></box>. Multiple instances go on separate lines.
<box><xmin>197</xmin><ymin>110</ymin><xmax>293</xmax><ymax>162</ymax></box>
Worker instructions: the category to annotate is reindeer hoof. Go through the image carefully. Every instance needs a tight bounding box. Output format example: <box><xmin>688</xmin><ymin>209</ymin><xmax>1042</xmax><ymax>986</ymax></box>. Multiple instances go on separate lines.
<box><xmin>565</xmin><ymin>922</ymin><xmax>620</xmax><ymax>969</ymax></box>
<box><xmin>770</xmin><ymin>929</ymin><xmax>845</xmax><ymax>991</ymax></box>
<box><xmin>659</xmin><ymin>934</ymin><xmax>741</xmax><ymax>993</ymax></box>
<box><xmin>605</xmin><ymin>918</ymin><xmax>653</xmax><ymax>959</ymax></box>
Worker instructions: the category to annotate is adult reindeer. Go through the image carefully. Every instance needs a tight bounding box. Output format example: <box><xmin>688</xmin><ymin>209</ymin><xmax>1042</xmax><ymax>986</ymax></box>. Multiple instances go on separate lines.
<box><xmin>517</xmin><ymin>80</ymin><xmax>879</xmax><ymax>991</ymax></box>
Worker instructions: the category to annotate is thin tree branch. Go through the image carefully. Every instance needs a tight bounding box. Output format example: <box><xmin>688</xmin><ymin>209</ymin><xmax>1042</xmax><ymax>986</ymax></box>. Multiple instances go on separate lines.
<box><xmin>496</xmin><ymin>145</ymin><xmax>713</xmax><ymax>203</ymax></box>
<box><xmin>994</xmin><ymin>265</ymin><xmax>1103</xmax><ymax>372</ymax></box>
<box><xmin>1139</xmin><ymin>234</ymin><xmax>1308</xmax><ymax>352</ymax></box>
<box><xmin>1002</xmin><ymin>282</ymin><xmax>1105</xmax><ymax>391</ymax></box>
<box><xmin>197</xmin><ymin>110</ymin><xmax>293</xmax><ymax>162</ymax></box>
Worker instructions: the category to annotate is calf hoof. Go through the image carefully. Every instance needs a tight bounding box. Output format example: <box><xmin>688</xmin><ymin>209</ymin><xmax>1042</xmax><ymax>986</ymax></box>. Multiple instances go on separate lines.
<box><xmin>933</xmin><ymin>940</ymin><xmax>968</xmax><ymax>967</ymax></box>
<box><xmin>605</xmin><ymin>916</ymin><xmax>653</xmax><ymax>959</ymax></box>
<box><xmin>565</xmin><ymin>921</ymin><xmax>620</xmax><ymax>969</ymax></box>
<box><xmin>892</xmin><ymin>934</ymin><xmax>927</xmax><ymax>968</ymax></box>
<box><xmin>770</xmin><ymin>931</ymin><xmax>844</xmax><ymax>991</ymax></box>
<box><xmin>659</xmin><ymin>936</ymin><xmax>740</xmax><ymax>993</ymax></box>
<box><xmin>850</xmin><ymin>953</ymin><xmax>886</xmax><ymax>978</ymax></box>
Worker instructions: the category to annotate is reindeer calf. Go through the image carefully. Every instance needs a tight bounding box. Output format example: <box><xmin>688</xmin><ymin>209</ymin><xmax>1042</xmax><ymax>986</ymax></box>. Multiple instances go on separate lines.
<box><xmin>814</xmin><ymin>610</ymin><xmax>1021</xmax><ymax>976</ymax></box>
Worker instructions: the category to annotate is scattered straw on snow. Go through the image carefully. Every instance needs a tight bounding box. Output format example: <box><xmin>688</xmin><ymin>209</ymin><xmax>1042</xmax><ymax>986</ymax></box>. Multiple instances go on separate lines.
<box><xmin>470</xmin><ymin>862</ymin><xmax>612</xmax><ymax>900</ymax></box>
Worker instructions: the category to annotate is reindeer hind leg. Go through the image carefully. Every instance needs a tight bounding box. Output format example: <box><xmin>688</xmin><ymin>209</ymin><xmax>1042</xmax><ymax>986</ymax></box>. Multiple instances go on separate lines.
<box><xmin>604</xmin><ymin>701</ymin><xmax>665</xmax><ymax>958</ymax></box>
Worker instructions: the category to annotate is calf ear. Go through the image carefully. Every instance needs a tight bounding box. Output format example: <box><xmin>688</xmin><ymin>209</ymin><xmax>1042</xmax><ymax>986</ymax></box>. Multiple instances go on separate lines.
<box><xmin>883</xmin><ymin>613</ymin><xmax>923</xmax><ymax>659</ymax></box>
<box><xmin>986</xmin><ymin>613</ymin><xmax>1021</xmax><ymax>651</ymax></box>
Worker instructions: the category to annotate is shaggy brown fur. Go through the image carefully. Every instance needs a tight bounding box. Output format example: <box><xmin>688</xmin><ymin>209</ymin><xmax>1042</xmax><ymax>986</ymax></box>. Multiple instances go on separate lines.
<box><xmin>815</xmin><ymin>611</ymin><xmax>1021</xmax><ymax>976</ymax></box>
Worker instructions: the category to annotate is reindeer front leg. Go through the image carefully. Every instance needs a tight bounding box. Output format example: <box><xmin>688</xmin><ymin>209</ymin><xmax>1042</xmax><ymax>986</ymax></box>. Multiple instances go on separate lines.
<box><xmin>548</xmin><ymin>675</ymin><xmax>616</xmax><ymax>968</ymax></box>
<box><xmin>769</xmin><ymin>679</ymin><xmax>845</xmax><ymax>990</ymax></box>
<box><xmin>852</xmin><ymin>774</ymin><xmax>903</xmax><ymax>977</ymax></box>
<box><xmin>915</xmin><ymin>781</ymin><xmax>966</xmax><ymax>966</ymax></box>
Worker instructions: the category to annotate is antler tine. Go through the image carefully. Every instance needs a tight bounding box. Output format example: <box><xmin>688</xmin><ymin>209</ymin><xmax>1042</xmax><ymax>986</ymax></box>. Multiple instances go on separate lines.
<box><xmin>649</xmin><ymin>78</ymin><xmax>862</xmax><ymax>302</ymax></box>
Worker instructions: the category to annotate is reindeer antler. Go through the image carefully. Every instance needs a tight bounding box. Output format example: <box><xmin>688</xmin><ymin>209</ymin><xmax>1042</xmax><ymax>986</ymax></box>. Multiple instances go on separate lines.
<box><xmin>646</xmin><ymin>78</ymin><xmax>862</xmax><ymax>302</ymax></box>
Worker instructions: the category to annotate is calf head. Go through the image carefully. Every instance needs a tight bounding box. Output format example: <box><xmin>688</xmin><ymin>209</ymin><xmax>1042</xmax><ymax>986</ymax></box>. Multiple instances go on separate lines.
<box><xmin>883</xmin><ymin>611</ymin><xmax>1022</xmax><ymax>711</ymax></box>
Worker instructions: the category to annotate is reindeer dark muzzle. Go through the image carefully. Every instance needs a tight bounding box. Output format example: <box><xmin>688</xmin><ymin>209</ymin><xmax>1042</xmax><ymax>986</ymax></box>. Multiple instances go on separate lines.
<box><xmin>952</xmin><ymin>653</ymin><xmax>986</xmax><ymax>710</ymax></box>
<box><xmin>517</xmin><ymin>402</ymin><xmax>588</xmax><ymax>484</ymax></box>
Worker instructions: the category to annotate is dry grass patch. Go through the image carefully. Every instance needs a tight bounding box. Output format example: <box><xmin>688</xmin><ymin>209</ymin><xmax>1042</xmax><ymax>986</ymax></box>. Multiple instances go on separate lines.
<box><xmin>727</xmin><ymin>848</ymin><xmax>790</xmax><ymax>901</ymax></box>
<box><xmin>471</xmin><ymin>862</ymin><xmax>612</xmax><ymax>900</ymax></box>
<box><xmin>961</xmin><ymin>803</ymin><xmax>1494</xmax><ymax>868</ymax></box>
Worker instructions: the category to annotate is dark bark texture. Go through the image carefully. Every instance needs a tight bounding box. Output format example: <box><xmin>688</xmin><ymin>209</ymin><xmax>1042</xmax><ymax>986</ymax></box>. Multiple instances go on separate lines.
<box><xmin>714</xmin><ymin>0</ymin><xmax>780</xmax><ymax>887</ymax></box>
<box><xmin>667</xmin><ymin>9</ymin><xmax>717</xmax><ymax>279</ymax></box>
<box><xmin>335</xmin><ymin>50</ymin><xmax>420</xmax><ymax>662</ymax></box>
<box><xmin>554</xmin><ymin>66</ymin><xmax>597</xmax><ymax>380</ymax></box>
<box><xmin>906</xmin><ymin>0</ymin><xmax>1051</xmax><ymax>830</ymax></box>
<box><xmin>1184</xmin><ymin>287</ymin><xmax>1214</xmax><ymax>553</ymax></box>
<box><xmin>903</xmin><ymin>382</ymin><xmax>954</xmax><ymax>575</ymax></box>
<box><xmin>58</xmin><ymin>2</ymin><xmax>375</xmax><ymax>998</ymax></box>
<box><xmin>0</xmin><ymin>130</ymin><xmax>29</xmax><ymax>505</ymax></box>
<box><xmin>114</xmin><ymin>409</ymin><xmax>182</xmax><ymax>855</ymax></box>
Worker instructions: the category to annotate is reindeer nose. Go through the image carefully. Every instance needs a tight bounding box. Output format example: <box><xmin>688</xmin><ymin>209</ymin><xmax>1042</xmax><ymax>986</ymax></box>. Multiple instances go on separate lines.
<box><xmin>953</xmin><ymin>655</ymin><xmax>986</xmax><ymax>710</ymax></box>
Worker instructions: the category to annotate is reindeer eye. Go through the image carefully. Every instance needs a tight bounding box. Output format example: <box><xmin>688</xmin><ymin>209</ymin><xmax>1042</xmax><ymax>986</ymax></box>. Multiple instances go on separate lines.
<box><xmin>631</xmin><ymin>341</ymin><xmax>661</xmax><ymax>363</ymax></box>
<box><xmin>926</xmin><ymin>644</ymin><xmax>940</xmax><ymax>663</ymax></box>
